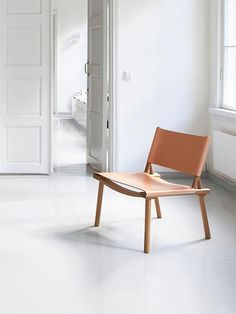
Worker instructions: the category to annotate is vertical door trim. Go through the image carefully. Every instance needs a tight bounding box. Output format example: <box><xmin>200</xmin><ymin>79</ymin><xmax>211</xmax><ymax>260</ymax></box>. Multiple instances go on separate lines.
<box><xmin>49</xmin><ymin>0</ymin><xmax>53</xmax><ymax>174</ymax></box>
<box><xmin>108</xmin><ymin>0</ymin><xmax>118</xmax><ymax>171</ymax></box>
<box><xmin>52</xmin><ymin>9</ymin><xmax>59</xmax><ymax>115</ymax></box>
<box><xmin>49</xmin><ymin>7</ymin><xmax>59</xmax><ymax>174</ymax></box>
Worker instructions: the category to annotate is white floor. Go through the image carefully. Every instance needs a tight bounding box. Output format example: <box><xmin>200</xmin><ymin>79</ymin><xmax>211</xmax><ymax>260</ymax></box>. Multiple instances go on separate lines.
<box><xmin>53</xmin><ymin>118</ymin><xmax>86</xmax><ymax>172</ymax></box>
<box><xmin>0</xmin><ymin>172</ymin><xmax>235</xmax><ymax>314</ymax></box>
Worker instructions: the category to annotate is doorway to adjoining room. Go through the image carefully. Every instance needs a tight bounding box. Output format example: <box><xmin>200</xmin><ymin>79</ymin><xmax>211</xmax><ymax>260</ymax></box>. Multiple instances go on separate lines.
<box><xmin>51</xmin><ymin>0</ymin><xmax>112</xmax><ymax>174</ymax></box>
<box><xmin>51</xmin><ymin>0</ymin><xmax>88</xmax><ymax>174</ymax></box>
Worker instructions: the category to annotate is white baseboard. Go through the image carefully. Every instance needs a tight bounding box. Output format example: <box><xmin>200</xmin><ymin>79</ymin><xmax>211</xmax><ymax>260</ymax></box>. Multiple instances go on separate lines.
<box><xmin>159</xmin><ymin>171</ymin><xmax>207</xmax><ymax>180</ymax></box>
<box><xmin>54</xmin><ymin>113</ymin><xmax>73</xmax><ymax>119</ymax></box>
<box><xmin>206</xmin><ymin>169</ymin><xmax>236</xmax><ymax>194</ymax></box>
<box><xmin>159</xmin><ymin>170</ymin><xmax>236</xmax><ymax>194</ymax></box>
<box><xmin>159</xmin><ymin>172</ymin><xmax>191</xmax><ymax>179</ymax></box>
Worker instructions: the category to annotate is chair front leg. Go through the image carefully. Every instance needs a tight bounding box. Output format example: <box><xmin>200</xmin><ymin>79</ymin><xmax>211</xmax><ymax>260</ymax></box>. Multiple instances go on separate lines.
<box><xmin>94</xmin><ymin>182</ymin><xmax>104</xmax><ymax>227</ymax></box>
<box><xmin>154</xmin><ymin>198</ymin><xmax>162</xmax><ymax>218</ymax></box>
<box><xmin>198</xmin><ymin>194</ymin><xmax>211</xmax><ymax>239</ymax></box>
<box><xmin>144</xmin><ymin>198</ymin><xmax>152</xmax><ymax>253</ymax></box>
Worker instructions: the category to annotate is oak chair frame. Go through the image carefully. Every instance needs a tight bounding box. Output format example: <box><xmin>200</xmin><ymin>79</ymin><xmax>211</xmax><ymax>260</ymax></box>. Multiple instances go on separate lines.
<box><xmin>93</xmin><ymin>128</ymin><xmax>211</xmax><ymax>253</ymax></box>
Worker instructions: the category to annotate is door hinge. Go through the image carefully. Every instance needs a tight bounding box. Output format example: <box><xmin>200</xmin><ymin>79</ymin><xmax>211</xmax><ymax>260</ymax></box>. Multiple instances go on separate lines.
<box><xmin>107</xmin><ymin>120</ymin><xmax>109</xmax><ymax>129</ymax></box>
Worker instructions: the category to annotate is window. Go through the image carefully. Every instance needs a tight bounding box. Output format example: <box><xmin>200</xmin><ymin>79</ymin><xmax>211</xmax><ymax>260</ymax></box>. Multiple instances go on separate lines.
<box><xmin>222</xmin><ymin>0</ymin><xmax>236</xmax><ymax>110</ymax></box>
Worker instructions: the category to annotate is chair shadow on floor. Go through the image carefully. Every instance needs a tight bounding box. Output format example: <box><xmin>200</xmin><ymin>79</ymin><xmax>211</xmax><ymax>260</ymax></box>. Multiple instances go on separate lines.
<box><xmin>49</xmin><ymin>224</ymin><xmax>142</xmax><ymax>253</ymax></box>
<box><xmin>31</xmin><ymin>221</ymin><xmax>208</xmax><ymax>254</ymax></box>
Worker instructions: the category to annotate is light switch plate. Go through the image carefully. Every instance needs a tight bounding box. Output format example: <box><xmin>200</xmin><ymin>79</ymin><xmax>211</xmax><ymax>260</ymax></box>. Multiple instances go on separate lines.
<box><xmin>122</xmin><ymin>71</ymin><xmax>132</xmax><ymax>81</ymax></box>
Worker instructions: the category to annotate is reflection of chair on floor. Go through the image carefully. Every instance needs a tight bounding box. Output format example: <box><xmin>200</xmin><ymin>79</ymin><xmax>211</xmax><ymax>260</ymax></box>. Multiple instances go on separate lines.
<box><xmin>94</xmin><ymin>127</ymin><xmax>211</xmax><ymax>253</ymax></box>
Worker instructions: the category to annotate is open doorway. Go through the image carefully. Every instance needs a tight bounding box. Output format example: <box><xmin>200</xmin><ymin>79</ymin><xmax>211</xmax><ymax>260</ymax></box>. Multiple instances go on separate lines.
<box><xmin>51</xmin><ymin>0</ymin><xmax>114</xmax><ymax>174</ymax></box>
<box><xmin>51</xmin><ymin>0</ymin><xmax>88</xmax><ymax>174</ymax></box>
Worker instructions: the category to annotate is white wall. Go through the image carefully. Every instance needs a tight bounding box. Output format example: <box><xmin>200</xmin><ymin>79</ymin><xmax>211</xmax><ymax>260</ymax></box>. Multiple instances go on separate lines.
<box><xmin>116</xmin><ymin>0</ymin><xmax>210</xmax><ymax>172</ymax></box>
<box><xmin>52</xmin><ymin>0</ymin><xmax>87</xmax><ymax>114</ymax></box>
<box><xmin>208</xmin><ymin>0</ymin><xmax>236</xmax><ymax>182</ymax></box>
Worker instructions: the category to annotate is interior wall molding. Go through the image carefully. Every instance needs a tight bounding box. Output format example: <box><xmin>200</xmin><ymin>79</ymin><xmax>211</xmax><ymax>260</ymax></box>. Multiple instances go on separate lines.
<box><xmin>206</xmin><ymin>169</ymin><xmax>236</xmax><ymax>195</ymax></box>
<box><xmin>159</xmin><ymin>171</ymin><xmax>207</xmax><ymax>180</ymax></box>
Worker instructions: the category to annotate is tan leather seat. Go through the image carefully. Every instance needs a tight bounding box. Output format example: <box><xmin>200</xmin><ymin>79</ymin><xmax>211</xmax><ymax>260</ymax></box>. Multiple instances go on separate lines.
<box><xmin>95</xmin><ymin>172</ymin><xmax>200</xmax><ymax>197</ymax></box>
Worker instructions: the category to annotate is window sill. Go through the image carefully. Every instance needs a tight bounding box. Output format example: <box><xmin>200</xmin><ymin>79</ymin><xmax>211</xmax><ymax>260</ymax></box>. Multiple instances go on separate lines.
<box><xmin>209</xmin><ymin>107</ymin><xmax>236</xmax><ymax>119</ymax></box>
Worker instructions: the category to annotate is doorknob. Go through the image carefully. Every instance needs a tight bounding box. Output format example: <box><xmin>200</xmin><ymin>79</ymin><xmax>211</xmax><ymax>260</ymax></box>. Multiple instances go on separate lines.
<box><xmin>85</xmin><ymin>61</ymin><xmax>89</xmax><ymax>75</ymax></box>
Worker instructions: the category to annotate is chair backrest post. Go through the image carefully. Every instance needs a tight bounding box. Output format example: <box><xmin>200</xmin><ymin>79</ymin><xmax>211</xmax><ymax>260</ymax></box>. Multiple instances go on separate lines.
<box><xmin>144</xmin><ymin>162</ymin><xmax>154</xmax><ymax>174</ymax></box>
<box><xmin>192</xmin><ymin>176</ymin><xmax>200</xmax><ymax>189</ymax></box>
<box><xmin>198</xmin><ymin>178</ymin><xmax>203</xmax><ymax>189</ymax></box>
<box><xmin>144</xmin><ymin>162</ymin><xmax>150</xmax><ymax>173</ymax></box>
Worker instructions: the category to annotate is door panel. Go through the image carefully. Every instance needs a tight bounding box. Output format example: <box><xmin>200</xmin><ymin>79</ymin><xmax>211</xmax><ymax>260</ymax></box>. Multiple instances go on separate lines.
<box><xmin>87</xmin><ymin>0</ymin><xmax>107</xmax><ymax>171</ymax></box>
<box><xmin>0</xmin><ymin>0</ymin><xmax>50</xmax><ymax>173</ymax></box>
<box><xmin>6</xmin><ymin>0</ymin><xmax>42</xmax><ymax>14</ymax></box>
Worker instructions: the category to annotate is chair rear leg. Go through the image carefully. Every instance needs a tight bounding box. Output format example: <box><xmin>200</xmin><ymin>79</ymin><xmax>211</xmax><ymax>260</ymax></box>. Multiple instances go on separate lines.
<box><xmin>95</xmin><ymin>182</ymin><xmax>104</xmax><ymax>227</ymax></box>
<box><xmin>154</xmin><ymin>198</ymin><xmax>162</xmax><ymax>218</ymax></box>
<box><xmin>198</xmin><ymin>194</ymin><xmax>211</xmax><ymax>239</ymax></box>
<box><xmin>144</xmin><ymin>198</ymin><xmax>152</xmax><ymax>253</ymax></box>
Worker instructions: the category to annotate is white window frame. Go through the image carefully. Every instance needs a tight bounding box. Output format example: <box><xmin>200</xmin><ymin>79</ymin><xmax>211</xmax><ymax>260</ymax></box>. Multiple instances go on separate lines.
<box><xmin>220</xmin><ymin>0</ymin><xmax>236</xmax><ymax>111</ymax></box>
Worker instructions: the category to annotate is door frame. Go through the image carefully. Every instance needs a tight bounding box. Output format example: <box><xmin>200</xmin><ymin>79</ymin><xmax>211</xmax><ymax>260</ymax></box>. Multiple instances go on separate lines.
<box><xmin>51</xmin><ymin>9</ymin><xmax>59</xmax><ymax>116</ymax></box>
<box><xmin>108</xmin><ymin>0</ymin><xmax>118</xmax><ymax>172</ymax></box>
<box><xmin>49</xmin><ymin>0</ymin><xmax>118</xmax><ymax>173</ymax></box>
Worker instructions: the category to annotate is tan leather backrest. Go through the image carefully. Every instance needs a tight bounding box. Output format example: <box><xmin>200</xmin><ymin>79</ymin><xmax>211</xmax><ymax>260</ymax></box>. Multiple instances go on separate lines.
<box><xmin>147</xmin><ymin>128</ymin><xmax>210</xmax><ymax>177</ymax></box>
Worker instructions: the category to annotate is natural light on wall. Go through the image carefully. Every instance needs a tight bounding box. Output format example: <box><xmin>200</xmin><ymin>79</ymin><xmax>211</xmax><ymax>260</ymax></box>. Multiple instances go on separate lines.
<box><xmin>222</xmin><ymin>0</ymin><xmax>236</xmax><ymax>110</ymax></box>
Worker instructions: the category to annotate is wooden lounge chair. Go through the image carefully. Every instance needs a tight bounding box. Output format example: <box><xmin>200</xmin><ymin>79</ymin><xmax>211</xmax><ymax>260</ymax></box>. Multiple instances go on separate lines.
<box><xmin>93</xmin><ymin>127</ymin><xmax>211</xmax><ymax>253</ymax></box>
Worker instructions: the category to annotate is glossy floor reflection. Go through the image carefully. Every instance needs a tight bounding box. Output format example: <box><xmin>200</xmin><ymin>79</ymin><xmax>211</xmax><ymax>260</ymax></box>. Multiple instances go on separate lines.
<box><xmin>0</xmin><ymin>173</ymin><xmax>235</xmax><ymax>314</ymax></box>
<box><xmin>53</xmin><ymin>118</ymin><xmax>86</xmax><ymax>173</ymax></box>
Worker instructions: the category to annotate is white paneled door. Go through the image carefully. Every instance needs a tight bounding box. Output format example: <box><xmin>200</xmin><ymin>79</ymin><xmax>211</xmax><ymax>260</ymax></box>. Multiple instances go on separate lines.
<box><xmin>0</xmin><ymin>0</ymin><xmax>50</xmax><ymax>173</ymax></box>
<box><xmin>87</xmin><ymin>0</ymin><xmax>108</xmax><ymax>171</ymax></box>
